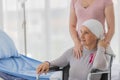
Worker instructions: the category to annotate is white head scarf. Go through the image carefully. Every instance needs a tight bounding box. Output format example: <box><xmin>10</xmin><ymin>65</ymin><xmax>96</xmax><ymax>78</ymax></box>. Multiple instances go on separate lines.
<box><xmin>82</xmin><ymin>19</ymin><xmax>104</xmax><ymax>40</ymax></box>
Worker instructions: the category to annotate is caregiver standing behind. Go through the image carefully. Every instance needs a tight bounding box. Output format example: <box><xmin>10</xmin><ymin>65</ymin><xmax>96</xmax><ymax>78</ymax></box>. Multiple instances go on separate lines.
<box><xmin>36</xmin><ymin>19</ymin><xmax>111</xmax><ymax>80</ymax></box>
<box><xmin>69</xmin><ymin>0</ymin><xmax>115</xmax><ymax>58</ymax></box>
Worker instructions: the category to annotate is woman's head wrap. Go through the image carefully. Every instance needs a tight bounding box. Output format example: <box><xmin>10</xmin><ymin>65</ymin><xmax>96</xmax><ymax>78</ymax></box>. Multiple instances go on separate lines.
<box><xmin>82</xmin><ymin>19</ymin><xmax>104</xmax><ymax>40</ymax></box>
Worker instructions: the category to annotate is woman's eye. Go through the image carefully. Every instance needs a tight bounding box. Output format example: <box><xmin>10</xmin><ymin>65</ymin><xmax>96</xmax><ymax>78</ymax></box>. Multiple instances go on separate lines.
<box><xmin>85</xmin><ymin>32</ymin><xmax>89</xmax><ymax>34</ymax></box>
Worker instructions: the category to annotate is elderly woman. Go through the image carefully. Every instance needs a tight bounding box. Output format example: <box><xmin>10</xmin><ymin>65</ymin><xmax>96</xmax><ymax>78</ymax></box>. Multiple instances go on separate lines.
<box><xmin>36</xmin><ymin>19</ymin><xmax>110</xmax><ymax>80</ymax></box>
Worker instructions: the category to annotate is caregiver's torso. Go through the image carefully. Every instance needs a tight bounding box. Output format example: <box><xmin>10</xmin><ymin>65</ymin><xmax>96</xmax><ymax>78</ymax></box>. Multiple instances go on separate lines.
<box><xmin>72</xmin><ymin>0</ymin><xmax>106</xmax><ymax>30</ymax></box>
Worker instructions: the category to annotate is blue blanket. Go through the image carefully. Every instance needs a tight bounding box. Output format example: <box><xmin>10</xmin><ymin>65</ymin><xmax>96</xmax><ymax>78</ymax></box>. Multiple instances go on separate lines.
<box><xmin>0</xmin><ymin>30</ymin><xmax>58</xmax><ymax>80</ymax></box>
<box><xmin>0</xmin><ymin>54</ymin><xmax>53</xmax><ymax>80</ymax></box>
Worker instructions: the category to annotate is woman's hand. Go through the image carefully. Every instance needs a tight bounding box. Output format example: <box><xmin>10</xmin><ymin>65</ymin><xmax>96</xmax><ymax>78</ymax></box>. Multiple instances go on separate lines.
<box><xmin>36</xmin><ymin>62</ymin><xmax>50</xmax><ymax>75</ymax></box>
<box><xmin>98</xmin><ymin>40</ymin><xmax>108</xmax><ymax>48</ymax></box>
<box><xmin>73</xmin><ymin>41</ymin><xmax>83</xmax><ymax>59</ymax></box>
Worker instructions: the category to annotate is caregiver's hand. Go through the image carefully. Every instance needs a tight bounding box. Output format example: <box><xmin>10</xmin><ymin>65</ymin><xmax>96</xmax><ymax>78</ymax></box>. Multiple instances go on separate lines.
<box><xmin>73</xmin><ymin>41</ymin><xmax>83</xmax><ymax>59</ymax></box>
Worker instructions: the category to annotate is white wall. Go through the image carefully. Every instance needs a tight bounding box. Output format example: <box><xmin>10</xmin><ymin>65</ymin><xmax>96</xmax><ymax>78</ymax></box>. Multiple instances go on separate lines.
<box><xmin>0</xmin><ymin>0</ymin><xmax>3</xmax><ymax>29</ymax></box>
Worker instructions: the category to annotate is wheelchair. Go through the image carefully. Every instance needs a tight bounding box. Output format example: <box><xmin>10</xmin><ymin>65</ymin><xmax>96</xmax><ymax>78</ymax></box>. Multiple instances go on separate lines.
<box><xmin>37</xmin><ymin>53</ymin><xmax>115</xmax><ymax>80</ymax></box>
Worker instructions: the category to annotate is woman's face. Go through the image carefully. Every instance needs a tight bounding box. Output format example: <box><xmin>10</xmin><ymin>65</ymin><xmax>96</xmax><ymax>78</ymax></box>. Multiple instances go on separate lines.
<box><xmin>79</xmin><ymin>26</ymin><xmax>97</xmax><ymax>46</ymax></box>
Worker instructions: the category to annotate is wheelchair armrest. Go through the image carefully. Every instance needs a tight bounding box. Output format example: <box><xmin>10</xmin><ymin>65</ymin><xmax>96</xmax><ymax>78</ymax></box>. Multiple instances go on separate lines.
<box><xmin>89</xmin><ymin>69</ymin><xmax>110</xmax><ymax>76</ymax></box>
<box><xmin>49</xmin><ymin>66</ymin><xmax>62</xmax><ymax>72</ymax></box>
<box><xmin>90</xmin><ymin>69</ymin><xmax>110</xmax><ymax>74</ymax></box>
<box><xmin>49</xmin><ymin>64</ymin><xmax>70</xmax><ymax>72</ymax></box>
<box><xmin>90</xmin><ymin>71</ymin><xmax>110</xmax><ymax>75</ymax></box>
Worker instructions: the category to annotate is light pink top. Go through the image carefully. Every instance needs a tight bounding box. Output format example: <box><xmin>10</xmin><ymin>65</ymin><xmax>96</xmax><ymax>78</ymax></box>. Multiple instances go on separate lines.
<box><xmin>71</xmin><ymin>0</ymin><xmax>113</xmax><ymax>32</ymax></box>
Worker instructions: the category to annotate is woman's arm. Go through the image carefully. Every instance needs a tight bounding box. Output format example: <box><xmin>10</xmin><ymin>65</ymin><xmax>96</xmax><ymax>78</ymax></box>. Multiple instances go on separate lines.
<box><xmin>36</xmin><ymin>48</ymin><xmax>73</xmax><ymax>74</ymax></box>
<box><xmin>69</xmin><ymin>0</ymin><xmax>82</xmax><ymax>59</ymax></box>
<box><xmin>92</xmin><ymin>40</ymin><xmax>109</xmax><ymax>70</ymax></box>
<box><xmin>105</xmin><ymin>4</ymin><xmax>115</xmax><ymax>43</ymax></box>
<box><xmin>50</xmin><ymin>48</ymin><xmax>73</xmax><ymax>67</ymax></box>
<box><xmin>69</xmin><ymin>0</ymin><xmax>78</xmax><ymax>44</ymax></box>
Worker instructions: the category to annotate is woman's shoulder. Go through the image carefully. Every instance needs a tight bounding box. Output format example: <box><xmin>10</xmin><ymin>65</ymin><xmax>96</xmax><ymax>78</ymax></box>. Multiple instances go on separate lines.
<box><xmin>64</xmin><ymin>47</ymin><xmax>74</xmax><ymax>56</ymax></box>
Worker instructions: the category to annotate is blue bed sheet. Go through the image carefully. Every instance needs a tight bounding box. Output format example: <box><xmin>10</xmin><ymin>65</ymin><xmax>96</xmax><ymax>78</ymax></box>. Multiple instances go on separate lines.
<box><xmin>0</xmin><ymin>54</ymin><xmax>54</xmax><ymax>80</ymax></box>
